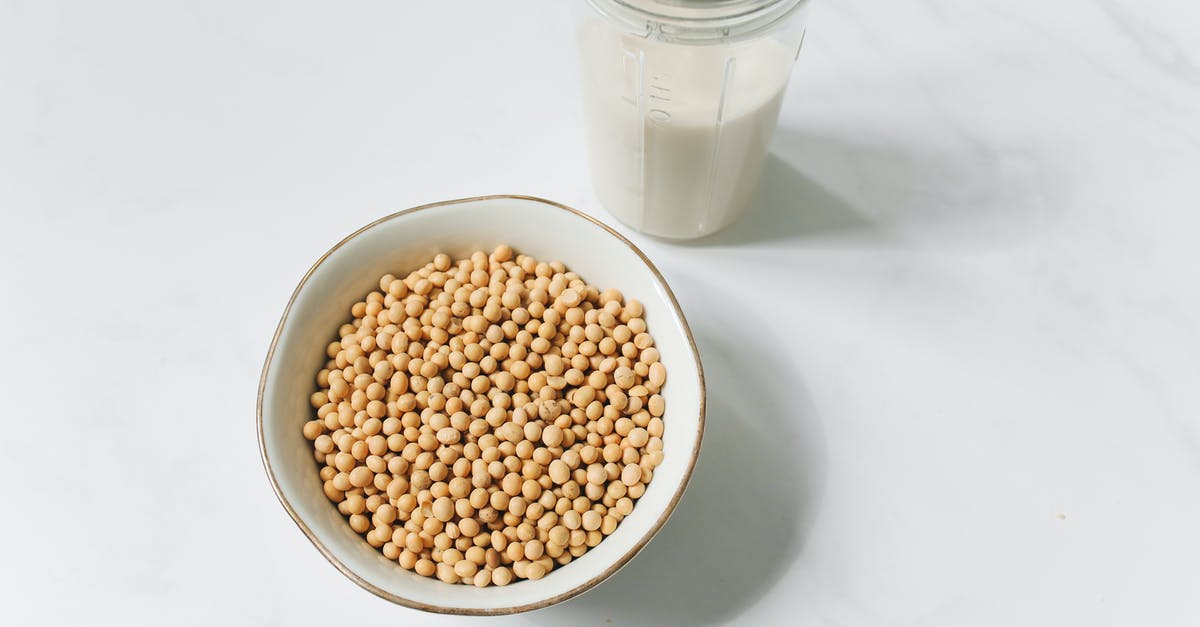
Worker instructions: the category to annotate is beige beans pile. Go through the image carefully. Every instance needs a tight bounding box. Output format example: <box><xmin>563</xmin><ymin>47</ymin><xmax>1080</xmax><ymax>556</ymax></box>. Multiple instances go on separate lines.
<box><xmin>303</xmin><ymin>246</ymin><xmax>666</xmax><ymax>587</ymax></box>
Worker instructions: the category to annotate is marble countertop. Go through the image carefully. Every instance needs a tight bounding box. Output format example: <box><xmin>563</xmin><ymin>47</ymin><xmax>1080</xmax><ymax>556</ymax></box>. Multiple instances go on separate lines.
<box><xmin>3</xmin><ymin>1</ymin><xmax>1198</xmax><ymax>625</ymax></box>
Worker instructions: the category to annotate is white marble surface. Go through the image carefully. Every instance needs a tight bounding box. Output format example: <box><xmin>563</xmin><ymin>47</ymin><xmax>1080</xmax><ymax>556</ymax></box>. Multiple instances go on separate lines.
<box><xmin>2</xmin><ymin>1</ymin><xmax>1199</xmax><ymax>625</ymax></box>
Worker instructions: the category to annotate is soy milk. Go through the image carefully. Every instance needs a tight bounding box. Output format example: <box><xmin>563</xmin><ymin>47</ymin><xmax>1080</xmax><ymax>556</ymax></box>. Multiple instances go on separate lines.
<box><xmin>579</xmin><ymin>23</ymin><xmax>796</xmax><ymax>239</ymax></box>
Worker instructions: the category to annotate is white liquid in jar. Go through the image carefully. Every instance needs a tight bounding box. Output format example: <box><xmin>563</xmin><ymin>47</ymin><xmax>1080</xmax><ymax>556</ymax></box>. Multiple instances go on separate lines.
<box><xmin>579</xmin><ymin>25</ymin><xmax>794</xmax><ymax>239</ymax></box>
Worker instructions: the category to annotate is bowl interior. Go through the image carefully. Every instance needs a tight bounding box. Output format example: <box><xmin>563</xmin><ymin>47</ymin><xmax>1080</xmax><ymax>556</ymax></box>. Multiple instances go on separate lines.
<box><xmin>259</xmin><ymin>196</ymin><xmax>704</xmax><ymax>614</ymax></box>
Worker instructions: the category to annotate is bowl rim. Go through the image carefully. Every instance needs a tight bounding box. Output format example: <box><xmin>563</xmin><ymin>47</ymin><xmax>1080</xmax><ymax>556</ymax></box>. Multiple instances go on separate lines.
<box><xmin>257</xmin><ymin>195</ymin><xmax>705</xmax><ymax>615</ymax></box>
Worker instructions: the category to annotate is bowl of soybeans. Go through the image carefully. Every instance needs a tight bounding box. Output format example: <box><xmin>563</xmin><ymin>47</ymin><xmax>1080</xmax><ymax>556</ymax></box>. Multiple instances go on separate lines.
<box><xmin>258</xmin><ymin>195</ymin><xmax>705</xmax><ymax>614</ymax></box>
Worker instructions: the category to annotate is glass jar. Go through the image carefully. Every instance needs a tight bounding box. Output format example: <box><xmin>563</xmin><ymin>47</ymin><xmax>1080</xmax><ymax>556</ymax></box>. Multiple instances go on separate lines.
<box><xmin>576</xmin><ymin>0</ymin><xmax>810</xmax><ymax>240</ymax></box>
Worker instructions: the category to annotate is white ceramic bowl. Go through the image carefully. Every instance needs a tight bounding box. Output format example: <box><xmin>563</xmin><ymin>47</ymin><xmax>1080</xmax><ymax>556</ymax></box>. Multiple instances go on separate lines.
<box><xmin>258</xmin><ymin>195</ymin><xmax>705</xmax><ymax>615</ymax></box>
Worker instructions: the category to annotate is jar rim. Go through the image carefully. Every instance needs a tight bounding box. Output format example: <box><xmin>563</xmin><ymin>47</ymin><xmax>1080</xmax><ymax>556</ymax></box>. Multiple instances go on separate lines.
<box><xmin>586</xmin><ymin>0</ymin><xmax>808</xmax><ymax>43</ymax></box>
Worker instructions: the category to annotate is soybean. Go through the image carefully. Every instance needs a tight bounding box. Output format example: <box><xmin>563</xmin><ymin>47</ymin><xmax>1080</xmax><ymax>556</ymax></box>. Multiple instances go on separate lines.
<box><xmin>304</xmin><ymin>246</ymin><xmax>668</xmax><ymax>587</ymax></box>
